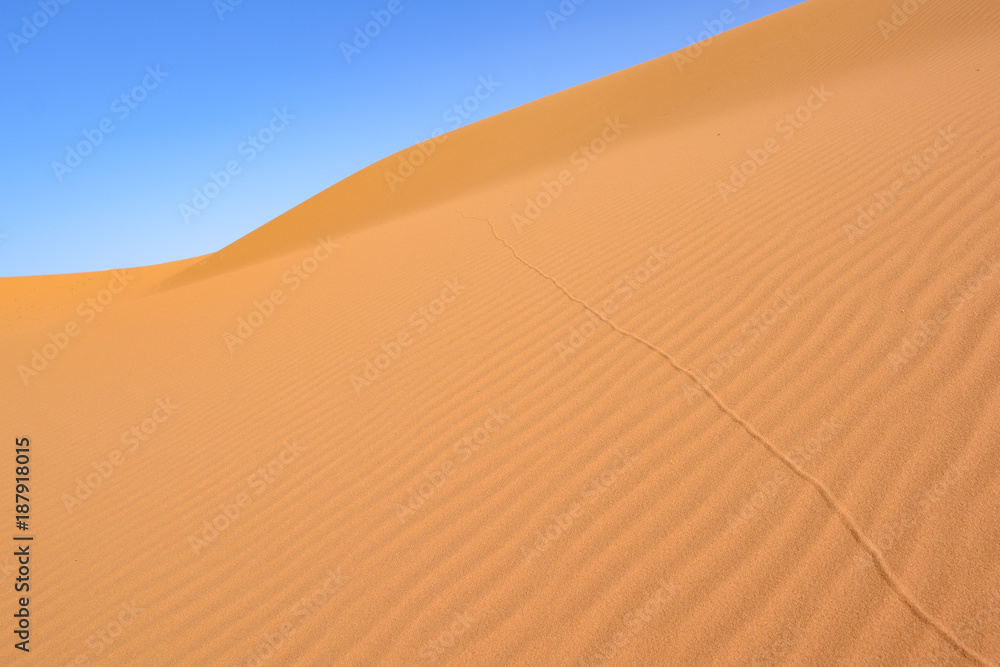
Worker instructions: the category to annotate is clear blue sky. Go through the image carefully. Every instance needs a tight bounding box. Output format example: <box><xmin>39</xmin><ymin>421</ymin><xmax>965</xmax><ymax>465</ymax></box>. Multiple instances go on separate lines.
<box><xmin>0</xmin><ymin>0</ymin><xmax>801</xmax><ymax>277</ymax></box>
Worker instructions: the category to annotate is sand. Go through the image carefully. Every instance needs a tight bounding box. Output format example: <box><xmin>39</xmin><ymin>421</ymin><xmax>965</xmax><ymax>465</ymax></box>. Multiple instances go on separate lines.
<box><xmin>2</xmin><ymin>0</ymin><xmax>1000</xmax><ymax>663</ymax></box>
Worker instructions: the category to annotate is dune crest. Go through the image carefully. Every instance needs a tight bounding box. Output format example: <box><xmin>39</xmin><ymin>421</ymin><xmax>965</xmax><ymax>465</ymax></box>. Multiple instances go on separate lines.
<box><xmin>3</xmin><ymin>0</ymin><xmax>1000</xmax><ymax>664</ymax></box>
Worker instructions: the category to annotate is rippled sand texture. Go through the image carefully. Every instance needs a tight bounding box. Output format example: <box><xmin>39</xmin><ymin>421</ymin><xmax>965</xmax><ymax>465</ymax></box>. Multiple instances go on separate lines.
<box><xmin>2</xmin><ymin>0</ymin><xmax>999</xmax><ymax>663</ymax></box>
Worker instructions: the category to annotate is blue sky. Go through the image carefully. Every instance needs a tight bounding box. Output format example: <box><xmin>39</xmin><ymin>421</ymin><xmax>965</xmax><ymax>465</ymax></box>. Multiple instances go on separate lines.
<box><xmin>0</xmin><ymin>0</ymin><xmax>801</xmax><ymax>277</ymax></box>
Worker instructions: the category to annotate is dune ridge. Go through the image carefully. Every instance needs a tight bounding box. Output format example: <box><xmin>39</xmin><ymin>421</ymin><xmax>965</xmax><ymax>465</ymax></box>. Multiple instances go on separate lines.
<box><xmin>2</xmin><ymin>0</ymin><xmax>1000</xmax><ymax>664</ymax></box>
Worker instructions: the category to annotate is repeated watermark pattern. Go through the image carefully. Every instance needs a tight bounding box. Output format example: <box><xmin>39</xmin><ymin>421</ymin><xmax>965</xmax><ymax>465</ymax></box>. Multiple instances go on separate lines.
<box><xmin>750</xmin><ymin>617</ymin><xmax>809</xmax><ymax>666</ymax></box>
<box><xmin>62</xmin><ymin>398</ymin><xmax>180</xmax><ymax>512</ymax></box>
<box><xmin>395</xmin><ymin>409</ymin><xmax>511</xmax><ymax>522</ymax></box>
<box><xmin>672</xmin><ymin>0</ymin><xmax>752</xmax><ymax>72</ymax></box>
<box><xmin>7</xmin><ymin>0</ymin><xmax>73</xmax><ymax>54</ymax></box>
<box><xmin>340</xmin><ymin>0</ymin><xmax>411</xmax><ymax>63</ymax></box>
<box><xmin>877</xmin><ymin>0</ymin><xmax>932</xmax><ymax>39</ymax></box>
<box><xmin>921</xmin><ymin>590</ymin><xmax>1000</xmax><ymax>666</ymax></box>
<box><xmin>581</xmin><ymin>577</ymin><xmax>680</xmax><ymax>667</ymax></box>
<box><xmin>727</xmin><ymin>418</ymin><xmax>842</xmax><ymax>534</ymax></box>
<box><xmin>384</xmin><ymin>75</ymin><xmax>503</xmax><ymax>192</ymax></box>
<box><xmin>408</xmin><ymin>608</ymin><xmax>478</xmax><ymax>666</ymax></box>
<box><xmin>888</xmin><ymin>252</ymin><xmax>999</xmax><ymax>371</ymax></box>
<box><xmin>520</xmin><ymin>451</ymin><xmax>635</xmax><ymax>562</ymax></box>
<box><xmin>213</xmin><ymin>0</ymin><xmax>245</xmax><ymax>21</ymax></box>
<box><xmin>52</xmin><ymin>66</ymin><xmax>169</xmax><ymax>182</ymax></box>
<box><xmin>350</xmin><ymin>279</ymin><xmax>467</xmax><ymax>393</ymax></box>
<box><xmin>61</xmin><ymin>601</ymin><xmax>144</xmax><ymax>666</ymax></box>
<box><xmin>223</xmin><ymin>236</ymin><xmax>339</xmax><ymax>352</ymax></box>
<box><xmin>188</xmin><ymin>440</ymin><xmax>306</xmax><ymax>556</ymax></box>
<box><xmin>545</xmin><ymin>0</ymin><xmax>589</xmax><ymax>31</ymax></box>
<box><xmin>716</xmin><ymin>85</ymin><xmax>833</xmax><ymax>202</ymax></box>
<box><xmin>17</xmin><ymin>270</ymin><xmax>135</xmax><ymax>386</ymax></box>
<box><xmin>235</xmin><ymin>567</ymin><xmax>348</xmax><ymax>666</ymax></box>
<box><xmin>682</xmin><ymin>287</ymin><xmax>799</xmax><ymax>404</ymax></box>
<box><xmin>180</xmin><ymin>108</ymin><xmax>295</xmax><ymax>223</ymax></box>
<box><xmin>853</xmin><ymin>458</ymin><xmax>969</xmax><ymax>573</ymax></box>
<box><xmin>556</xmin><ymin>246</ymin><xmax>671</xmax><ymax>362</ymax></box>
<box><xmin>512</xmin><ymin>117</ymin><xmax>628</xmax><ymax>234</ymax></box>
<box><xmin>845</xmin><ymin>127</ymin><xmax>959</xmax><ymax>244</ymax></box>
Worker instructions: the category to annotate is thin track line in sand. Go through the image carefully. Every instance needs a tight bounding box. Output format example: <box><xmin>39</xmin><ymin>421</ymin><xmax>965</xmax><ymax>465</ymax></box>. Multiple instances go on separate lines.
<box><xmin>456</xmin><ymin>209</ymin><xmax>995</xmax><ymax>667</ymax></box>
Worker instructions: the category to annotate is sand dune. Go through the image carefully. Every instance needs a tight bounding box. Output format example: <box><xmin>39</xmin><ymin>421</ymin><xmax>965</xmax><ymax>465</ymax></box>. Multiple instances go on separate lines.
<box><xmin>3</xmin><ymin>0</ymin><xmax>1000</xmax><ymax>663</ymax></box>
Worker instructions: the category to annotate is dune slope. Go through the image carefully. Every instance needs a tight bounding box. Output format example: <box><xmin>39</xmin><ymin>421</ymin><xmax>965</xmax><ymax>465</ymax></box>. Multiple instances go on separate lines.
<box><xmin>2</xmin><ymin>0</ymin><xmax>1000</xmax><ymax>664</ymax></box>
